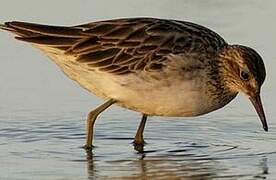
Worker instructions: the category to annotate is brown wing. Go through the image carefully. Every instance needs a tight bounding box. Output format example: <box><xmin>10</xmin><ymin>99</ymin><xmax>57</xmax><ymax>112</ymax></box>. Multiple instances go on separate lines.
<box><xmin>0</xmin><ymin>18</ymin><xmax>227</xmax><ymax>75</ymax></box>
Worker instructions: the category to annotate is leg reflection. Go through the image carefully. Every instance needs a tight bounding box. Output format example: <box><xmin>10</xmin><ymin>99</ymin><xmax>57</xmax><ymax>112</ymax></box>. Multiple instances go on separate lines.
<box><xmin>86</xmin><ymin>150</ymin><xmax>96</xmax><ymax>180</ymax></box>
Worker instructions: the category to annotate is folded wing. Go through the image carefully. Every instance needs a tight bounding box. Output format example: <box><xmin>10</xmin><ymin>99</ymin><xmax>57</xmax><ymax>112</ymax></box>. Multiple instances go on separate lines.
<box><xmin>0</xmin><ymin>18</ymin><xmax>227</xmax><ymax>75</ymax></box>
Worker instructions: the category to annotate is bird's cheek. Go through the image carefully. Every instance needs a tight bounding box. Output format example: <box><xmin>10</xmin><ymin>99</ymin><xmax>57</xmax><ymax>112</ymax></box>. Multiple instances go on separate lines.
<box><xmin>244</xmin><ymin>85</ymin><xmax>257</xmax><ymax>97</ymax></box>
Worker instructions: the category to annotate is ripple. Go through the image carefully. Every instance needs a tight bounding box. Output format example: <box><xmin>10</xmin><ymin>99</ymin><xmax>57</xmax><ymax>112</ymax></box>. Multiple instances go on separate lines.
<box><xmin>0</xmin><ymin>100</ymin><xmax>275</xmax><ymax>180</ymax></box>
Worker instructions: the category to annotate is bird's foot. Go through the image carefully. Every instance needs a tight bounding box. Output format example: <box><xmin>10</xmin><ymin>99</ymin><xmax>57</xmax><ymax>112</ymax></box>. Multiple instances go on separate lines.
<box><xmin>133</xmin><ymin>140</ymin><xmax>146</xmax><ymax>153</ymax></box>
<box><xmin>83</xmin><ymin>144</ymin><xmax>95</xmax><ymax>152</ymax></box>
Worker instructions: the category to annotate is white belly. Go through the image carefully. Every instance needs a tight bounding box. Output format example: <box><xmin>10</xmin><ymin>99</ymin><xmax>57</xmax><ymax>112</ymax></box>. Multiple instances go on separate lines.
<box><xmin>38</xmin><ymin>47</ymin><xmax>231</xmax><ymax>117</ymax></box>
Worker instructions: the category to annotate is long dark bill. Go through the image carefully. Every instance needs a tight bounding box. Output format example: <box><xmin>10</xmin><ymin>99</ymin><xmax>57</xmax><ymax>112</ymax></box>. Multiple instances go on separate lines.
<box><xmin>249</xmin><ymin>94</ymin><xmax>268</xmax><ymax>131</ymax></box>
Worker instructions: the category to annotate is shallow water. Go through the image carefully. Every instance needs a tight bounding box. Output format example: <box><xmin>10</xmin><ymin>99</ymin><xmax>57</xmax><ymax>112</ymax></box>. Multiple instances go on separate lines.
<box><xmin>1</xmin><ymin>0</ymin><xmax>276</xmax><ymax>179</ymax></box>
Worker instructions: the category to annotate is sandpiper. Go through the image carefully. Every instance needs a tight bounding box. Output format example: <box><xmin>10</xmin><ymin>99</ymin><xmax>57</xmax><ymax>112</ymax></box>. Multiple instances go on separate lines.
<box><xmin>0</xmin><ymin>18</ymin><xmax>267</xmax><ymax>150</ymax></box>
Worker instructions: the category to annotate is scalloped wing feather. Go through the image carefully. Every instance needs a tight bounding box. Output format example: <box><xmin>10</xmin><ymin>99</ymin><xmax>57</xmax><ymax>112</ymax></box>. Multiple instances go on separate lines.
<box><xmin>0</xmin><ymin>18</ymin><xmax>227</xmax><ymax>75</ymax></box>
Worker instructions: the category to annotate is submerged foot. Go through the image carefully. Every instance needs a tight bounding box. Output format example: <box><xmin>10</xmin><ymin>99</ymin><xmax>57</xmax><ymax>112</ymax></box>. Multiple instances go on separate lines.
<box><xmin>83</xmin><ymin>144</ymin><xmax>95</xmax><ymax>152</ymax></box>
<box><xmin>133</xmin><ymin>140</ymin><xmax>146</xmax><ymax>153</ymax></box>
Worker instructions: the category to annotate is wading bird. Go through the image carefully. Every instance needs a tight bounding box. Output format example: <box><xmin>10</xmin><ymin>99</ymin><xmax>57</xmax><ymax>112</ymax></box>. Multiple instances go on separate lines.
<box><xmin>0</xmin><ymin>18</ymin><xmax>267</xmax><ymax>151</ymax></box>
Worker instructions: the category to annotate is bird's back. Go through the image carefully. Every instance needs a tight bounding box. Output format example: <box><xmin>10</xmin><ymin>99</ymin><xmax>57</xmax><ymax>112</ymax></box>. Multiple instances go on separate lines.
<box><xmin>1</xmin><ymin>18</ymin><xmax>227</xmax><ymax>73</ymax></box>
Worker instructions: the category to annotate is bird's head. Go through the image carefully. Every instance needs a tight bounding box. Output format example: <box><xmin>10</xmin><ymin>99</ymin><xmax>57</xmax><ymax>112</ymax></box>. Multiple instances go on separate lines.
<box><xmin>218</xmin><ymin>45</ymin><xmax>267</xmax><ymax>131</ymax></box>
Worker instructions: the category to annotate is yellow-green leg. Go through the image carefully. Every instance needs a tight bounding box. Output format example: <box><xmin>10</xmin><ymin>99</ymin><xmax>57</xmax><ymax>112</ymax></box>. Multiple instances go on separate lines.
<box><xmin>133</xmin><ymin>114</ymin><xmax>148</xmax><ymax>152</ymax></box>
<box><xmin>84</xmin><ymin>99</ymin><xmax>116</xmax><ymax>150</ymax></box>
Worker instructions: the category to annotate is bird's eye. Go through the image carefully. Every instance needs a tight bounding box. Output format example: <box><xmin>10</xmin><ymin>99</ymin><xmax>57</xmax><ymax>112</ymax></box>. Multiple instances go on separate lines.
<box><xmin>240</xmin><ymin>71</ymin><xmax>250</xmax><ymax>81</ymax></box>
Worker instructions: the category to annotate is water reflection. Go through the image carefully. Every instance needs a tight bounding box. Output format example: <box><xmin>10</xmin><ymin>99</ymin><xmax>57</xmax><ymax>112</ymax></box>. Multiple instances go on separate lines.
<box><xmin>1</xmin><ymin>0</ymin><xmax>276</xmax><ymax>179</ymax></box>
<box><xmin>254</xmin><ymin>158</ymin><xmax>268</xmax><ymax>179</ymax></box>
<box><xmin>0</xmin><ymin>110</ymin><xmax>275</xmax><ymax>179</ymax></box>
<box><xmin>84</xmin><ymin>143</ymin><xmax>271</xmax><ymax>179</ymax></box>
<box><xmin>86</xmin><ymin>151</ymin><xmax>96</xmax><ymax>179</ymax></box>
<box><xmin>86</xmin><ymin>150</ymin><xmax>218</xmax><ymax>179</ymax></box>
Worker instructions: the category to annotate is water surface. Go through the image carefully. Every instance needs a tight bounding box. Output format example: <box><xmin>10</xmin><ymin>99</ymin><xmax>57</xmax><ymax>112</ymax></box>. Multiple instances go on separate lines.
<box><xmin>0</xmin><ymin>0</ymin><xmax>276</xmax><ymax>179</ymax></box>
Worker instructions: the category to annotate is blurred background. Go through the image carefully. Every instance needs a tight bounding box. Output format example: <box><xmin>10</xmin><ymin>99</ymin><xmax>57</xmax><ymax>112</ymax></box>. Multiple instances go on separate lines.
<box><xmin>0</xmin><ymin>0</ymin><xmax>275</xmax><ymax>179</ymax></box>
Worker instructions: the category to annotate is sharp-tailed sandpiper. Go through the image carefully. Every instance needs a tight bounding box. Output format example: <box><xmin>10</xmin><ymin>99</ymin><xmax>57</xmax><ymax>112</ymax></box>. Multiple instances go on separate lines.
<box><xmin>0</xmin><ymin>18</ymin><xmax>267</xmax><ymax>151</ymax></box>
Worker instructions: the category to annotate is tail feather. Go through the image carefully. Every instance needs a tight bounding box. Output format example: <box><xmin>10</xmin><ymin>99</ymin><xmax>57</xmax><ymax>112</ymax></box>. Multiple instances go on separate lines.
<box><xmin>15</xmin><ymin>36</ymin><xmax>79</xmax><ymax>47</ymax></box>
<box><xmin>0</xmin><ymin>23</ymin><xmax>17</xmax><ymax>33</ymax></box>
<box><xmin>0</xmin><ymin>23</ymin><xmax>6</xmax><ymax>29</ymax></box>
<box><xmin>1</xmin><ymin>21</ymin><xmax>89</xmax><ymax>38</ymax></box>
<box><xmin>0</xmin><ymin>21</ymin><xmax>89</xmax><ymax>49</ymax></box>
<box><xmin>1</xmin><ymin>22</ymin><xmax>38</xmax><ymax>37</ymax></box>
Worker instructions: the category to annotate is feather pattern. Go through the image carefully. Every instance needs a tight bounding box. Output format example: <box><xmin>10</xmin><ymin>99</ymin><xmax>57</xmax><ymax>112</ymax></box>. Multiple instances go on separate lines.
<box><xmin>1</xmin><ymin>18</ymin><xmax>227</xmax><ymax>75</ymax></box>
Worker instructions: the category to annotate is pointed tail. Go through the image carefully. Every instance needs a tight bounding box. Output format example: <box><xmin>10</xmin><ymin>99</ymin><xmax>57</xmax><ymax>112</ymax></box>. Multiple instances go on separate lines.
<box><xmin>0</xmin><ymin>22</ymin><xmax>15</xmax><ymax>32</ymax></box>
<box><xmin>0</xmin><ymin>21</ymin><xmax>88</xmax><ymax>38</ymax></box>
<box><xmin>0</xmin><ymin>21</ymin><xmax>90</xmax><ymax>49</ymax></box>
